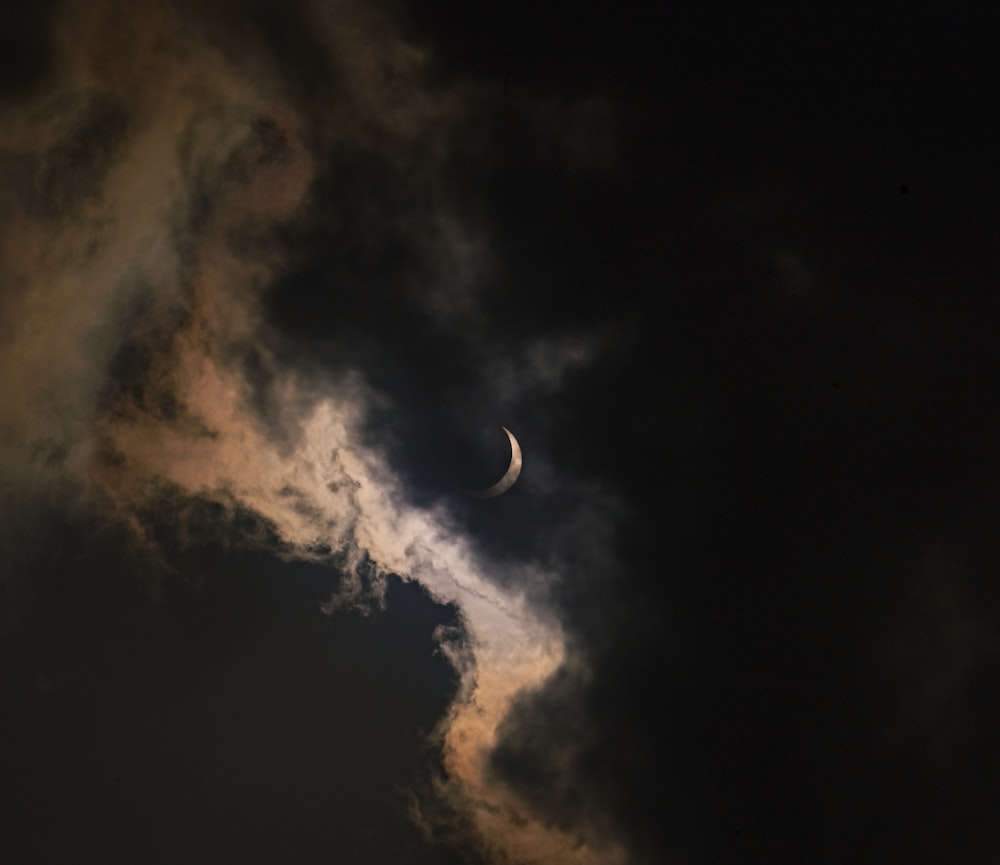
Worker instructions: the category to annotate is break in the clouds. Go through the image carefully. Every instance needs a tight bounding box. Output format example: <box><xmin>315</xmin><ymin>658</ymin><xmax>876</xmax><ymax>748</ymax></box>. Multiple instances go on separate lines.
<box><xmin>0</xmin><ymin>2</ymin><xmax>626</xmax><ymax>863</ymax></box>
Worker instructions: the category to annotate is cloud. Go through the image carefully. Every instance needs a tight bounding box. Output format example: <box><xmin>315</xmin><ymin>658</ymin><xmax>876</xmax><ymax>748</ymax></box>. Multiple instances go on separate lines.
<box><xmin>0</xmin><ymin>2</ymin><xmax>627</xmax><ymax>863</ymax></box>
<box><xmin>484</xmin><ymin>330</ymin><xmax>614</xmax><ymax>411</ymax></box>
<box><xmin>877</xmin><ymin>544</ymin><xmax>996</xmax><ymax>763</ymax></box>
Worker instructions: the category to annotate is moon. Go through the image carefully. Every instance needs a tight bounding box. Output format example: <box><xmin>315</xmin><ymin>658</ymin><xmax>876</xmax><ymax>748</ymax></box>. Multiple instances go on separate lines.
<box><xmin>467</xmin><ymin>426</ymin><xmax>522</xmax><ymax>498</ymax></box>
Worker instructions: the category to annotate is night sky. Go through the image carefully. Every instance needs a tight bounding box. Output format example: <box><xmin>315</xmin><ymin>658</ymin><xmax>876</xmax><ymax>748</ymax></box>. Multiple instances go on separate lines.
<box><xmin>2</xmin><ymin>3</ymin><xmax>998</xmax><ymax>864</ymax></box>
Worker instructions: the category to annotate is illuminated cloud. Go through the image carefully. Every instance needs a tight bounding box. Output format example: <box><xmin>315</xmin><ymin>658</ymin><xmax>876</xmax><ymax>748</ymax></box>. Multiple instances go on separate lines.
<box><xmin>0</xmin><ymin>2</ymin><xmax>625</xmax><ymax>862</ymax></box>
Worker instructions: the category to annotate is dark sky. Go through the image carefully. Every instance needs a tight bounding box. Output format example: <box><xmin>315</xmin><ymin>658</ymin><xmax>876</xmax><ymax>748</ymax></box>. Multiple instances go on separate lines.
<box><xmin>2</xmin><ymin>3</ymin><xmax>998</xmax><ymax>864</ymax></box>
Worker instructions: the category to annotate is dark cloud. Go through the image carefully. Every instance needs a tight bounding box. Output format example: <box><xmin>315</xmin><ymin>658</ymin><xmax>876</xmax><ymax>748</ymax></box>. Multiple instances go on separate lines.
<box><xmin>0</xmin><ymin>3</ymin><xmax>59</xmax><ymax>98</ymax></box>
<box><xmin>3</xmin><ymin>2</ymin><xmax>1000</xmax><ymax>864</ymax></box>
<box><xmin>33</xmin><ymin>89</ymin><xmax>129</xmax><ymax>218</ymax></box>
<box><xmin>172</xmin><ymin>0</ymin><xmax>342</xmax><ymax>115</ymax></box>
<box><xmin>1</xmin><ymin>504</ymin><xmax>468</xmax><ymax>865</ymax></box>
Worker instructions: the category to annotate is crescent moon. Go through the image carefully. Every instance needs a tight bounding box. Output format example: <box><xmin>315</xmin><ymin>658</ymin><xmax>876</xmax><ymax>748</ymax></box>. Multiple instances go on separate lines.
<box><xmin>467</xmin><ymin>426</ymin><xmax>522</xmax><ymax>498</ymax></box>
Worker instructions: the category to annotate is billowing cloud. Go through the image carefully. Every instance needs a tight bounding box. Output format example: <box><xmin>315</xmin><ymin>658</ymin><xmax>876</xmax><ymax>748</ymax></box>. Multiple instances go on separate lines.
<box><xmin>0</xmin><ymin>1</ymin><xmax>626</xmax><ymax>862</ymax></box>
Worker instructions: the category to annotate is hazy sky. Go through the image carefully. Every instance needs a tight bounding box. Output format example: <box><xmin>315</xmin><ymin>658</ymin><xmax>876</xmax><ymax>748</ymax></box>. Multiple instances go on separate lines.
<box><xmin>2</xmin><ymin>3</ymin><xmax>998</xmax><ymax>864</ymax></box>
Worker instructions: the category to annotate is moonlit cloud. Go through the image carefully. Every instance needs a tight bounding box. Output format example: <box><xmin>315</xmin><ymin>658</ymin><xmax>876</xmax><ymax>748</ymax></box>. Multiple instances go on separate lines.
<box><xmin>0</xmin><ymin>2</ymin><xmax>625</xmax><ymax>862</ymax></box>
<box><xmin>488</xmin><ymin>331</ymin><xmax>612</xmax><ymax>406</ymax></box>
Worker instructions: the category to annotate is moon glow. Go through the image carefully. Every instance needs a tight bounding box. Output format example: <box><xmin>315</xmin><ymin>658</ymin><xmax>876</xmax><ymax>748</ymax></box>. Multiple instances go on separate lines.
<box><xmin>467</xmin><ymin>426</ymin><xmax>522</xmax><ymax>497</ymax></box>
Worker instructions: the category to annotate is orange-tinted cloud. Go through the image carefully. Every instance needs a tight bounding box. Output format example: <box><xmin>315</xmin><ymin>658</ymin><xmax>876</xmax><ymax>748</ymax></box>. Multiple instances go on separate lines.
<box><xmin>0</xmin><ymin>2</ymin><xmax>625</xmax><ymax>862</ymax></box>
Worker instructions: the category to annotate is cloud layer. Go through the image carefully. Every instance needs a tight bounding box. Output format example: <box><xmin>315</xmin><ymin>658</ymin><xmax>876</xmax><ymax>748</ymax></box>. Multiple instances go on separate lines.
<box><xmin>0</xmin><ymin>2</ymin><xmax>626</xmax><ymax>862</ymax></box>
